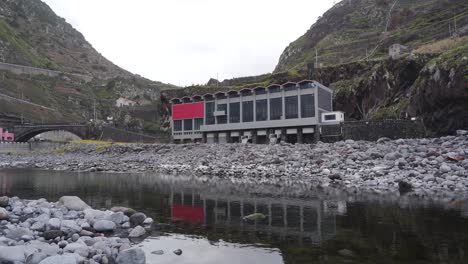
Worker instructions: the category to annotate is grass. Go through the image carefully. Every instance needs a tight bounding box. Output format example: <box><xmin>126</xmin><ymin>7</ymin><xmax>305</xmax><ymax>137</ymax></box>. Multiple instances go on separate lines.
<box><xmin>414</xmin><ymin>36</ymin><xmax>468</xmax><ymax>54</ymax></box>
<box><xmin>0</xmin><ymin>20</ymin><xmax>60</xmax><ymax>70</ymax></box>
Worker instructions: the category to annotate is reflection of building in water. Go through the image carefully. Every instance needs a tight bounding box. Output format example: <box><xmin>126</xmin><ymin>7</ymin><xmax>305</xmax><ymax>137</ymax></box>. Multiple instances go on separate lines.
<box><xmin>170</xmin><ymin>189</ymin><xmax>347</xmax><ymax>244</ymax></box>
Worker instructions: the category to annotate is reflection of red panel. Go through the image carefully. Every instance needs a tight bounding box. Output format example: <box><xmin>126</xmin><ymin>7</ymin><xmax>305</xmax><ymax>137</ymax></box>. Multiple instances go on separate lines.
<box><xmin>172</xmin><ymin>102</ymin><xmax>204</xmax><ymax>120</ymax></box>
<box><xmin>171</xmin><ymin>204</ymin><xmax>204</xmax><ymax>224</ymax></box>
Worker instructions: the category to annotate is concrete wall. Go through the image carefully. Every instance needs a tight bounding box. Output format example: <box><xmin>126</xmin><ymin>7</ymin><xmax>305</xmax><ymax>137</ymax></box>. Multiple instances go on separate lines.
<box><xmin>0</xmin><ymin>142</ymin><xmax>69</xmax><ymax>153</ymax></box>
<box><xmin>0</xmin><ymin>62</ymin><xmax>93</xmax><ymax>82</ymax></box>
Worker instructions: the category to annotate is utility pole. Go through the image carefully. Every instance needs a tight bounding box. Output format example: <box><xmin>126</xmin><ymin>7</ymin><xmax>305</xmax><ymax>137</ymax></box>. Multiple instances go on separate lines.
<box><xmin>315</xmin><ymin>49</ymin><xmax>319</xmax><ymax>68</ymax></box>
<box><xmin>93</xmin><ymin>101</ymin><xmax>97</xmax><ymax>124</ymax></box>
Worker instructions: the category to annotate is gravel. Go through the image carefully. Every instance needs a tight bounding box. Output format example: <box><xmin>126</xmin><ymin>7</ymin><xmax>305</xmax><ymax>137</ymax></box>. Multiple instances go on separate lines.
<box><xmin>0</xmin><ymin>133</ymin><xmax>468</xmax><ymax>201</ymax></box>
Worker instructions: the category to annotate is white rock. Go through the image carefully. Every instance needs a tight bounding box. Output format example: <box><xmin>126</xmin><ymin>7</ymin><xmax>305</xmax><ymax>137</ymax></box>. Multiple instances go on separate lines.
<box><xmin>0</xmin><ymin>207</ymin><xmax>9</xmax><ymax>220</ymax></box>
<box><xmin>128</xmin><ymin>226</ymin><xmax>146</xmax><ymax>238</ymax></box>
<box><xmin>116</xmin><ymin>248</ymin><xmax>146</xmax><ymax>264</ymax></box>
<box><xmin>38</xmin><ymin>254</ymin><xmax>79</xmax><ymax>264</ymax></box>
<box><xmin>58</xmin><ymin>196</ymin><xmax>90</xmax><ymax>211</ymax></box>
<box><xmin>143</xmin><ymin>217</ymin><xmax>154</xmax><ymax>225</ymax></box>
<box><xmin>61</xmin><ymin>220</ymin><xmax>82</xmax><ymax>235</ymax></box>
<box><xmin>47</xmin><ymin>218</ymin><xmax>61</xmax><ymax>230</ymax></box>
<box><xmin>93</xmin><ymin>220</ymin><xmax>116</xmax><ymax>232</ymax></box>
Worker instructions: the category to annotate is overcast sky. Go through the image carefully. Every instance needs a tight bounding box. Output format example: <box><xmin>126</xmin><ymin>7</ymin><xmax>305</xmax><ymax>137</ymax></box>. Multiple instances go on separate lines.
<box><xmin>42</xmin><ymin>0</ymin><xmax>337</xmax><ymax>86</ymax></box>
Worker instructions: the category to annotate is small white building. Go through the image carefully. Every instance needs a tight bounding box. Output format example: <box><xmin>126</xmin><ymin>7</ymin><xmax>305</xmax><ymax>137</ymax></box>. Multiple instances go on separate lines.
<box><xmin>389</xmin><ymin>44</ymin><xmax>410</xmax><ymax>59</ymax></box>
<box><xmin>116</xmin><ymin>97</ymin><xmax>136</xmax><ymax>107</ymax></box>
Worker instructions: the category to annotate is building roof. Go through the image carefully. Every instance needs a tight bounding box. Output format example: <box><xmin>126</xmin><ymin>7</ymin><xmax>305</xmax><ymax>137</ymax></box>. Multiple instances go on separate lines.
<box><xmin>170</xmin><ymin>80</ymin><xmax>325</xmax><ymax>102</ymax></box>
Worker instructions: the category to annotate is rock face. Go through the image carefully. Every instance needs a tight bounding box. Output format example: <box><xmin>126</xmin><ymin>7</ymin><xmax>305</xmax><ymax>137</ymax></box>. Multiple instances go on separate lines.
<box><xmin>409</xmin><ymin>46</ymin><xmax>468</xmax><ymax>135</ymax></box>
<box><xmin>116</xmin><ymin>248</ymin><xmax>146</xmax><ymax>264</ymax></box>
<box><xmin>38</xmin><ymin>254</ymin><xmax>78</xmax><ymax>264</ymax></box>
<box><xmin>274</xmin><ymin>0</ymin><xmax>467</xmax><ymax>72</ymax></box>
<box><xmin>58</xmin><ymin>196</ymin><xmax>90</xmax><ymax>211</ymax></box>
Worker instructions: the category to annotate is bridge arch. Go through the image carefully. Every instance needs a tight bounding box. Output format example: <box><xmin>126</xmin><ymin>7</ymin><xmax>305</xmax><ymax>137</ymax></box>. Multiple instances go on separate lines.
<box><xmin>12</xmin><ymin>125</ymin><xmax>90</xmax><ymax>142</ymax></box>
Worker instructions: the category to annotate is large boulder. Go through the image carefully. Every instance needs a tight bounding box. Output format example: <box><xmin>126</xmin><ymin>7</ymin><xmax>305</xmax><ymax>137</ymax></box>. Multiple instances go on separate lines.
<box><xmin>0</xmin><ymin>196</ymin><xmax>9</xmax><ymax>207</ymax></box>
<box><xmin>0</xmin><ymin>207</ymin><xmax>9</xmax><ymax>220</ymax></box>
<box><xmin>60</xmin><ymin>220</ymin><xmax>82</xmax><ymax>235</ymax></box>
<box><xmin>43</xmin><ymin>230</ymin><xmax>64</xmax><ymax>240</ymax></box>
<box><xmin>58</xmin><ymin>196</ymin><xmax>90</xmax><ymax>211</ymax></box>
<box><xmin>129</xmin><ymin>213</ymin><xmax>146</xmax><ymax>227</ymax></box>
<box><xmin>6</xmin><ymin>227</ymin><xmax>34</xmax><ymax>241</ymax></box>
<box><xmin>116</xmin><ymin>248</ymin><xmax>146</xmax><ymax>264</ymax></box>
<box><xmin>0</xmin><ymin>246</ymin><xmax>28</xmax><ymax>263</ymax></box>
<box><xmin>84</xmin><ymin>209</ymin><xmax>112</xmax><ymax>225</ymax></box>
<box><xmin>111</xmin><ymin>206</ymin><xmax>136</xmax><ymax>216</ymax></box>
<box><xmin>128</xmin><ymin>226</ymin><xmax>146</xmax><ymax>238</ymax></box>
<box><xmin>93</xmin><ymin>220</ymin><xmax>116</xmax><ymax>232</ymax></box>
<box><xmin>47</xmin><ymin>218</ymin><xmax>61</xmax><ymax>230</ymax></box>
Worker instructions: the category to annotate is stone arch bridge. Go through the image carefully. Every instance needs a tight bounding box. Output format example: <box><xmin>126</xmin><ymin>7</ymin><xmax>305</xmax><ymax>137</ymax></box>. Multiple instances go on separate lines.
<box><xmin>9</xmin><ymin>124</ymin><xmax>167</xmax><ymax>143</ymax></box>
<box><xmin>11</xmin><ymin>124</ymin><xmax>93</xmax><ymax>142</ymax></box>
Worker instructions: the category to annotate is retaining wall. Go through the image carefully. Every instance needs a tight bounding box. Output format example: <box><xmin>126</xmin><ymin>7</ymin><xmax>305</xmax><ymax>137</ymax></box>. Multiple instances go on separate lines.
<box><xmin>98</xmin><ymin>127</ymin><xmax>170</xmax><ymax>143</ymax></box>
<box><xmin>0</xmin><ymin>142</ymin><xmax>69</xmax><ymax>153</ymax></box>
<box><xmin>0</xmin><ymin>62</ymin><xmax>92</xmax><ymax>82</ymax></box>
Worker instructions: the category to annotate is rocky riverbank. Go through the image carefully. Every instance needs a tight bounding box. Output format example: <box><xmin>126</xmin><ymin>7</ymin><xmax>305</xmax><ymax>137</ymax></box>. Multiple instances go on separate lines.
<box><xmin>0</xmin><ymin>196</ymin><xmax>157</xmax><ymax>264</ymax></box>
<box><xmin>0</xmin><ymin>131</ymin><xmax>468</xmax><ymax>201</ymax></box>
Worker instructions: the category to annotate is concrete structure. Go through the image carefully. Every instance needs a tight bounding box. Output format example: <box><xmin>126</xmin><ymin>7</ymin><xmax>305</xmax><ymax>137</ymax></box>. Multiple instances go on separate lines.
<box><xmin>389</xmin><ymin>44</ymin><xmax>410</xmax><ymax>59</ymax></box>
<box><xmin>0</xmin><ymin>127</ymin><xmax>15</xmax><ymax>142</ymax></box>
<box><xmin>170</xmin><ymin>80</ymin><xmax>338</xmax><ymax>144</ymax></box>
<box><xmin>115</xmin><ymin>97</ymin><xmax>137</xmax><ymax>107</ymax></box>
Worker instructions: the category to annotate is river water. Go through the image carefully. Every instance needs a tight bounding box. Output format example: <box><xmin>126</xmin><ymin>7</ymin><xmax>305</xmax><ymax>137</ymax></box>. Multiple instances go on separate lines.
<box><xmin>0</xmin><ymin>169</ymin><xmax>467</xmax><ymax>264</ymax></box>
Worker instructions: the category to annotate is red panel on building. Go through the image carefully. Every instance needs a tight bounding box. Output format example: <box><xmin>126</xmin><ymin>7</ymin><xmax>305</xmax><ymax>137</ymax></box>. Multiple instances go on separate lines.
<box><xmin>172</xmin><ymin>102</ymin><xmax>204</xmax><ymax>120</ymax></box>
<box><xmin>171</xmin><ymin>204</ymin><xmax>204</xmax><ymax>224</ymax></box>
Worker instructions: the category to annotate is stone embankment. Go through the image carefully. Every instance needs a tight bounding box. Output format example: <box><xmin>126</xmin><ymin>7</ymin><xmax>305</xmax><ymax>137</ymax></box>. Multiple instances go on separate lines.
<box><xmin>0</xmin><ymin>131</ymin><xmax>468</xmax><ymax>200</ymax></box>
<box><xmin>0</xmin><ymin>196</ymin><xmax>153</xmax><ymax>264</ymax></box>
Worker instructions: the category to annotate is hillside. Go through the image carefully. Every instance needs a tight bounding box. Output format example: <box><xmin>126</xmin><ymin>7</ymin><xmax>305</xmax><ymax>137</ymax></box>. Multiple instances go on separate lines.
<box><xmin>275</xmin><ymin>0</ymin><xmax>468</xmax><ymax>72</ymax></box>
<box><xmin>0</xmin><ymin>0</ymin><xmax>176</xmax><ymax>134</ymax></box>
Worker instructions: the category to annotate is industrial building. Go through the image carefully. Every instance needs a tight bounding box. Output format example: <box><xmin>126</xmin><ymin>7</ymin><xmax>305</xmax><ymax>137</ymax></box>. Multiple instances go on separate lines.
<box><xmin>170</xmin><ymin>80</ymin><xmax>342</xmax><ymax>144</ymax></box>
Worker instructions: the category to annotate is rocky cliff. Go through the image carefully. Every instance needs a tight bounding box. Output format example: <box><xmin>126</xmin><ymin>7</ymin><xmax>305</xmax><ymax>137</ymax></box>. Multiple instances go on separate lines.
<box><xmin>275</xmin><ymin>0</ymin><xmax>468</xmax><ymax>72</ymax></box>
<box><xmin>0</xmin><ymin>0</ymin><xmax>176</xmax><ymax>133</ymax></box>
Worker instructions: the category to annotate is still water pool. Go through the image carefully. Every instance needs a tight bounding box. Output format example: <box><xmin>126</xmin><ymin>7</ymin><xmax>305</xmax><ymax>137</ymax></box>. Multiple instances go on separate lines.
<box><xmin>0</xmin><ymin>169</ymin><xmax>467</xmax><ymax>264</ymax></box>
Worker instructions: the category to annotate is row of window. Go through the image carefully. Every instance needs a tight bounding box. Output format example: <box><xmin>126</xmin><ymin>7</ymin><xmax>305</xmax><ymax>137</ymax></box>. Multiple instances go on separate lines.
<box><xmin>205</xmin><ymin>94</ymin><xmax>315</xmax><ymax>125</ymax></box>
<box><xmin>173</xmin><ymin>118</ymin><xmax>203</xmax><ymax>132</ymax></box>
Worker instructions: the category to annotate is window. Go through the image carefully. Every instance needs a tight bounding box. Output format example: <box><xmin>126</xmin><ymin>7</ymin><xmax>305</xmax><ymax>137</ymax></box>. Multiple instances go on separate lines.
<box><xmin>242</xmin><ymin>101</ymin><xmax>253</xmax><ymax>122</ymax></box>
<box><xmin>184</xmin><ymin>119</ymin><xmax>193</xmax><ymax>131</ymax></box>
<box><xmin>318</xmin><ymin>88</ymin><xmax>332</xmax><ymax>111</ymax></box>
<box><xmin>300</xmin><ymin>82</ymin><xmax>313</xmax><ymax>89</ymax></box>
<box><xmin>301</xmin><ymin>94</ymin><xmax>315</xmax><ymax>118</ymax></box>
<box><xmin>270</xmin><ymin>98</ymin><xmax>282</xmax><ymax>120</ymax></box>
<box><xmin>256</xmin><ymin>99</ymin><xmax>267</xmax><ymax>121</ymax></box>
<box><xmin>285</xmin><ymin>96</ymin><xmax>298</xmax><ymax>119</ymax></box>
<box><xmin>284</xmin><ymin>85</ymin><xmax>297</xmax><ymax>92</ymax></box>
<box><xmin>324</xmin><ymin>114</ymin><xmax>336</xmax><ymax>121</ymax></box>
<box><xmin>173</xmin><ymin>120</ymin><xmax>182</xmax><ymax>131</ymax></box>
<box><xmin>255</xmin><ymin>88</ymin><xmax>266</xmax><ymax>95</ymax></box>
<box><xmin>241</xmin><ymin>90</ymin><xmax>252</xmax><ymax>96</ymax></box>
<box><xmin>205</xmin><ymin>102</ymin><xmax>215</xmax><ymax>125</ymax></box>
<box><xmin>194</xmin><ymin>118</ymin><xmax>203</xmax><ymax>130</ymax></box>
<box><xmin>229</xmin><ymin>102</ymin><xmax>240</xmax><ymax>123</ymax></box>
<box><xmin>217</xmin><ymin>104</ymin><xmax>227</xmax><ymax>124</ymax></box>
<box><xmin>269</xmin><ymin>86</ymin><xmax>280</xmax><ymax>93</ymax></box>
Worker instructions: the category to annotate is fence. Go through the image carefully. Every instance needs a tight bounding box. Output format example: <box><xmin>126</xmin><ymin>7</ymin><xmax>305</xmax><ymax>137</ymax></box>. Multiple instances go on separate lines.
<box><xmin>321</xmin><ymin>120</ymin><xmax>426</xmax><ymax>142</ymax></box>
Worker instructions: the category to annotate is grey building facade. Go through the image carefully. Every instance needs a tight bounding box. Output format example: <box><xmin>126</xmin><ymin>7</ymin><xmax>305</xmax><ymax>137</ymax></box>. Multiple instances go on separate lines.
<box><xmin>171</xmin><ymin>80</ymin><xmax>336</xmax><ymax>144</ymax></box>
